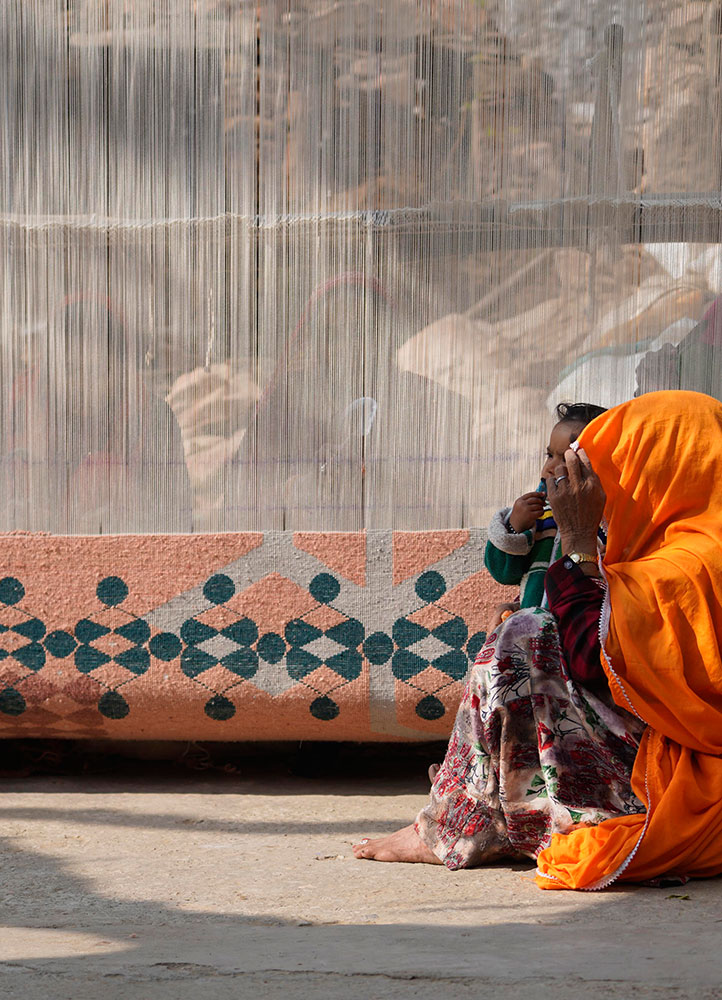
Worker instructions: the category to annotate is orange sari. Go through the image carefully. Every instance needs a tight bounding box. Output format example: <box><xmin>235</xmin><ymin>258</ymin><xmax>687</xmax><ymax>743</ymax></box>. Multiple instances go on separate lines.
<box><xmin>536</xmin><ymin>390</ymin><xmax>722</xmax><ymax>889</ymax></box>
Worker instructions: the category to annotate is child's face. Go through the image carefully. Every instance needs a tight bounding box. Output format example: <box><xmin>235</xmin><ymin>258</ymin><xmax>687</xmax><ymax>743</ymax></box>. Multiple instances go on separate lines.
<box><xmin>541</xmin><ymin>421</ymin><xmax>585</xmax><ymax>481</ymax></box>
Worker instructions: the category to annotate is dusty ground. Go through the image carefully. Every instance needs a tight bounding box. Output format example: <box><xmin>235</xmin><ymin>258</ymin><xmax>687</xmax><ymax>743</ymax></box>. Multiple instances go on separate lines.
<box><xmin>1</xmin><ymin>742</ymin><xmax>721</xmax><ymax>999</ymax></box>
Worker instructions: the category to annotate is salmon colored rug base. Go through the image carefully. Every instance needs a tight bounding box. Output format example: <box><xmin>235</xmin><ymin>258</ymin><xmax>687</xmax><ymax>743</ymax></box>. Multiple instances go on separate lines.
<box><xmin>0</xmin><ymin>530</ymin><xmax>512</xmax><ymax>742</ymax></box>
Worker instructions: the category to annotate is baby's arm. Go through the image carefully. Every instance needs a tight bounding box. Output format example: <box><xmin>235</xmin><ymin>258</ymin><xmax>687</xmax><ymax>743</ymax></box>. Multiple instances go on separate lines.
<box><xmin>484</xmin><ymin>504</ymin><xmax>536</xmax><ymax>585</ymax></box>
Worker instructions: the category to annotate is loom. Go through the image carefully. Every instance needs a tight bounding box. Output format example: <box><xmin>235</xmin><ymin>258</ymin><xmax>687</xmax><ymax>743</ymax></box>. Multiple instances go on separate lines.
<box><xmin>1</xmin><ymin>1</ymin><xmax>721</xmax><ymax>740</ymax></box>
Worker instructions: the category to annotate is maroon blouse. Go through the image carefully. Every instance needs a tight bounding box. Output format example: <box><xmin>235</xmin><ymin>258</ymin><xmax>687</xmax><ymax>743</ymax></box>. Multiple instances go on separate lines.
<box><xmin>545</xmin><ymin>556</ymin><xmax>607</xmax><ymax>688</ymax></box>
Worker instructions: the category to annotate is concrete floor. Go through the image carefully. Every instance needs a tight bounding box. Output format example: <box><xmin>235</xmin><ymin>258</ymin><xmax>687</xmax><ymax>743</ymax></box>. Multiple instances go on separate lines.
<box><xmin>1</xmin><ymin>743</ymin><xmax>721</xmax><ymax>999</ymax></box>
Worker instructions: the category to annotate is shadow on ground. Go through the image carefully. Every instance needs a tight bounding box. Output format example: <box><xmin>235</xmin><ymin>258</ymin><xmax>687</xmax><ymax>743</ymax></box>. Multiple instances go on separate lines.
<box><xmin>0</xmin><ymin>738</ymin><xmax>446</xmax><ymax>794</ymax></box>
<box><xmin>1</xmin><ymin>823</ymin><xmax>721</xmax><ymax>1000</ymax></box>
<box><xmin>1</xmin><ymin>743</ymin><xmax>722</xmax><ymax>999</ymax></box>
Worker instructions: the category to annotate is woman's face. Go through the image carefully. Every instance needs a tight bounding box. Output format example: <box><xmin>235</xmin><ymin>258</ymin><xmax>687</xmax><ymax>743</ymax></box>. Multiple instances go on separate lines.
<box><xmin>541</xmin><ymin>420</ymin><xmax>585</xmax><ymax>481</ymax></box>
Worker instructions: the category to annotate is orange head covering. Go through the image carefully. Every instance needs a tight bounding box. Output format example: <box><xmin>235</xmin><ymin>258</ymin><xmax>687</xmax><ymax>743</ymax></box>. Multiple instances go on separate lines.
<box><xmin>536</xmin><ymin>390</ymin><xmax>722</xmax><ymax>889</ymax></box>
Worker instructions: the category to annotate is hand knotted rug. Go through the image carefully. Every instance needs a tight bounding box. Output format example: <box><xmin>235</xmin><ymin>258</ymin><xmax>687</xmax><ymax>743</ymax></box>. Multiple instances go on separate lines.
<box><xmin>0</xmin><ymin>530</ymin><xmax>511</xmax><ymax>741</ymax></box>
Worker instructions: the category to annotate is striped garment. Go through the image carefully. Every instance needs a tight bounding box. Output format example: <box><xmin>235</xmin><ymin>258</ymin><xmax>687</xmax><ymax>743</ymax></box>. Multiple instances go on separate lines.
<box><xmin>484</xmin><ymin>503</ymin><xmax>606</xmax><ymax>609</ymax></box>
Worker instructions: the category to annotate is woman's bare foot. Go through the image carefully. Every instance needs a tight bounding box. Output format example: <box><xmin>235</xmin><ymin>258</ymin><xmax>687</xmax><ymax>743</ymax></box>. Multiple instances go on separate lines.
<box><xmin>428</xmin><ymin>763</ymin><xmax>440</xmax><ymax>784</ymax></box>
<box><xmin>352</xmin><ymin>824</ymin><xmax>442</xmax><ymax>864</ymax></box>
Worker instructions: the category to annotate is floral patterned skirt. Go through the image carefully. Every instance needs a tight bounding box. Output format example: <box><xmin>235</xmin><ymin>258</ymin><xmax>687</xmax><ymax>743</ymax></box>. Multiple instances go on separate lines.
<box><xmin>415</xmin><ymin>608</ymin><xmax>646</xmax><ymax>870</ymax></box>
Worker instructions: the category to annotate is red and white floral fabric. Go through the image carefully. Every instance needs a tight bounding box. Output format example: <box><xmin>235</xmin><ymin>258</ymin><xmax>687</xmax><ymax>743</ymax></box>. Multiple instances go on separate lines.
<box><xmin>415</xmin><ymin>608</ymin><xmax>645</xmax><ymax>870</ymax></box>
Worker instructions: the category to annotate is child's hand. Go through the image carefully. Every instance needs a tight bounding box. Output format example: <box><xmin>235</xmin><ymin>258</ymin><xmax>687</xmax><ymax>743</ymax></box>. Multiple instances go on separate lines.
<box><xmin>509</xmin><ymin>491</ymin><xmax>545</xmax><ymax>533</ymax></box>
<box><xmin>489</xmin><ymin>602</ymin><xmax>521</xmax><ymax>630</ymax></box>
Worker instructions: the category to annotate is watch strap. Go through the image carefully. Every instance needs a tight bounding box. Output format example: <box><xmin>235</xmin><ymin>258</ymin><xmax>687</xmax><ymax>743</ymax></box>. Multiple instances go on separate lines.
<box><xmin>568</xmin><ymin>552</ymin><xmax>597</xmax><ymax>565</ymax></box>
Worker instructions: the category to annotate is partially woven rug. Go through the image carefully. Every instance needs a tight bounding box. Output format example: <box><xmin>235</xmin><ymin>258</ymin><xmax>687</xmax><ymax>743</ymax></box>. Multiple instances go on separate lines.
<box><xmin>0</xmin><ymin>530</ymin><xmax>511</xmax><ymax>741</ymax></box>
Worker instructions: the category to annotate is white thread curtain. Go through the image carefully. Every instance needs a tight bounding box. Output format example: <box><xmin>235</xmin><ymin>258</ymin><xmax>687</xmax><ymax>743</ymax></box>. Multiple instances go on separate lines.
<box><xmin>1</xmin><ymin>1</ymin><xmax>721</xmax><ymax>534</ymax></box>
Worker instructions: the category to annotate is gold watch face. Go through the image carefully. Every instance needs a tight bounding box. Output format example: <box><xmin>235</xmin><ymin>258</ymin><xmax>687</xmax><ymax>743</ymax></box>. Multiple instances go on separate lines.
<box><xmin>569</xmin><ymin>552</ymin><xmax>595</xmax><ymax>564</ymax></box>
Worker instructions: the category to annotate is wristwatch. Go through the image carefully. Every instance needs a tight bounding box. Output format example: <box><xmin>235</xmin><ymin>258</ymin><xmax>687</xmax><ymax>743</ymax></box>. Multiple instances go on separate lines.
<box><xmin>567</xmin><ymin>552</ymin><xmax>597</xmax><ymax>565</ymax></box>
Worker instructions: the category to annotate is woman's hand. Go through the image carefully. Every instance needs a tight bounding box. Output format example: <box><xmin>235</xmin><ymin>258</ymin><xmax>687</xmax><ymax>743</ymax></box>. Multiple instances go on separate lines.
<box><xmin>545</xmin><ymin>448</ymin><xmax>606</xmax><ymax>560</ymax></box>
<box><xmin>508</xmin><ymin>491</ymin><xmax>546</xmax><ymax>532</ymax></box>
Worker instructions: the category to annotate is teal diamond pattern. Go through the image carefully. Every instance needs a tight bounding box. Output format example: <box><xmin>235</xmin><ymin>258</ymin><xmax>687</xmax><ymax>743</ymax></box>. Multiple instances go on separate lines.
<box><xmin>391</xmin><ymin>613</ymin><xmax>468</xmax><ymax>682</ymax></box>
<box><xmin>389</xmin><ymin>572</ymin><xmax>475</xmax><ymax>719</ymax></box>
<box><xmin>281</xmin><ymin>573</ymin><xmax>366</xmax><ymax>721</ymax></box>
<box><xmin>65</xmin><ymin>577</ymin><xmax>155</xmax><ymax>717</ymax></box>
<box><xmin>0</xmin><ymin>580</ymin><xmax>47</xmax><ymax>690</ymax></box>
<box><xmin>73</xmin><ymin>609</ymin><xmax>151</xmax><ymax>678</ymax></box>
<box><xmin>0</xmin><ymin>563</ymin><xmax>483</xmax><ymax>726</ymax></box>
<box><xmin>179</xmin><ymin>615</ymin><xmax>260</xmax><ymax>682</ymax></box>
<box><xmin>285</xmin><ymin>613</ymin><xmax>364</xmax><ymax>682</ymax></box>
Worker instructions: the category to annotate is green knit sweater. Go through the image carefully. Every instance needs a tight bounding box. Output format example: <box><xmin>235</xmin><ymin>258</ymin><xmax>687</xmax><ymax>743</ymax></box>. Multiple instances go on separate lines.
<box><xmin>484</xmin><ymin>505</ymin><xmax>559</xmax><ymax>609</ymax></box>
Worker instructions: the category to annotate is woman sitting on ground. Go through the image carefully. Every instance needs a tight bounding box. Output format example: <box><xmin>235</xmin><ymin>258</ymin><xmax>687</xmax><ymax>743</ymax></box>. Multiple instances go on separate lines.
<box><xmin>354</xmin><ymin>391</ymin><xmax>722</xmax><ymax>890</ymax></box>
